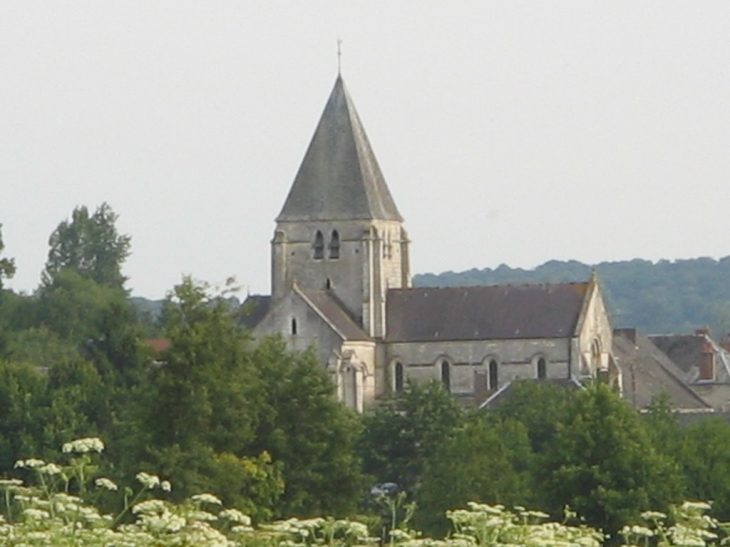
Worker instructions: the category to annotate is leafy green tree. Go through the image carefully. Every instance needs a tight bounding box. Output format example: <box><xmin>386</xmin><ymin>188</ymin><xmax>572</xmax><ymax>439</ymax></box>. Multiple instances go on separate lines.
<box><xmin>538</xmin><ymin>384</ymin><xmax>683</xmax><ymax>535</ymax></box>
<box><xmin>490</xmin><ymin>379</ymin><xmax>575</xmax><ymax>453</ymax></box>
<box><xmin>43</xmin><ymin>203</ymin><xmax>131</xmax><ymax>289</ymax></box>
<box><xmin>676</xmin><ymin>418</ymin><xmax>730</xmax><ymax>521</ymax></box>
<box><xmin>415</xmin><ymin>415</ymin><xmax>532</xmax><ymax>536</ymax></box>
<box><xmin>250</xmin><ymin>337</ymin><xmax>365</xmax><ymax>518</ymax></box>
<box><xmin>358</xmin><ymin>381</ymin><xmax>465</xmax><ymax>494</ymax></box>
<box><xmin>0</xmin><ymin>224</ymin><xmax>15</xmax><ymax>290</ymax></box>
<box><xmin>138</xmin><ymin>277</ymin><xmax>263</xmax><ymax>498</ymax></box>
<box><xmin>0</xmin><ymin>360</ymin><xmax>47</xmax><ymax>471</ymax></box>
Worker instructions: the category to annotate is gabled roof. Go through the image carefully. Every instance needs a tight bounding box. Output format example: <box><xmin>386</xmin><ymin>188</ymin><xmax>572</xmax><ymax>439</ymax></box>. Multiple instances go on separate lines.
<box><xmin>277</xmin><ymin>75</ymin><xmax>403</xmax><ymax>222</ymax></box>
<box><xmin>649</xmin><ymin>333</ymin><xmax>730</xmax><ymax>383</ymax></box>
<box><xmin>386</xmin><ymin>282</ymin><xmax>589</xmax><ymax>342</ymax></box>
<box><xmin>612</xmin><ymin>330</ymin><xmax>713</xmax><ymax>411</ymax></box>
<box><xmin>297</xmin><ymin>288</ymin><xmax>371</xmax><ymax>341</ymax></box>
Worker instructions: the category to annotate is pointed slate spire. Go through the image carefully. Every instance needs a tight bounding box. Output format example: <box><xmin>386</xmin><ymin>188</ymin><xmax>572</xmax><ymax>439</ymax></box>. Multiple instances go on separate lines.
<box><xmin>277</xmin><ymin>76</ymin><xmax>403</xmax><ymax>222</ymax></box>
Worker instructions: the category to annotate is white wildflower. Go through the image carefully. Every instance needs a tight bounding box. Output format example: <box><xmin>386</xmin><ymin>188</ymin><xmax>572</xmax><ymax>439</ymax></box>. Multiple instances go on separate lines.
<box><xmin>629</xmin><ymin>525</ymin><xmax>654</xmax><ymax>537</ymax></box>
<box><xmin>189</xmin><ymin>510</ymin><xmax>219</xmax><ymax>522</ymax></box>
<box><xmin>62</xmin><ymin>437</ymin><xmax>105</xmax><ymax>454</ymax></box>
<box><xmin>15</xmin><ymin>458</ymin><xmax>45</xmax><ymax>469</ymax></box>
<box><xmin>95</xmin><ymin>477</ymin><xmax>118</xmax><ymax>491</ymax></box>
<box><xmin>219</xmin><ymin>509</ymin><xmax>251</xmax><ymax>525</ymax></box>
<box><xmin>23</xmin><ymin>508</ymin><xmax>50</xmax><ymax>519</ymax></box>
<box><xmin>132</xmin><ymin>499</ymin><xmax>167</xmax><ymax>515</ymax></box>
<box><xmin>0</xmin><ymin>479</ymin><xmax>23</xmax><ymax>487</ymax></box>
<box><xmin>161</xmin><ymin>480</ymin><xmax>172</xmax><ymax>492</ymax></box>
<box><xmin>681</xmin><ymin>501</ymin><xmax>713</xmax><ymax>513</ymax></box>
<box><xmin>641</xmin><ymin>511</ymin><xmax>667</xmax><ymax>521</ymax></box>
<box><xmin>38</xmin><ymin>463</ymin><xmax>62</xmax><ymax>475</ymax></box>
<box><xmin>136</xmin><ymin>472</ymin><xmax>161</xmax><ymax>489</ymax></box>
<box><xmin>191</xmin><ymin>493</ymin><xmax>222</xmax><ymax>505</ymax></box>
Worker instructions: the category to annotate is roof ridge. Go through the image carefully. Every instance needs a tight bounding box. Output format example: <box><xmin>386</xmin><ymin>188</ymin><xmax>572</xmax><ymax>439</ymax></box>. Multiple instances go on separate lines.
<box><xmin>391</xmin><ymin>280</ymin><xmax>590</xmax><ymax>292</ymax></box>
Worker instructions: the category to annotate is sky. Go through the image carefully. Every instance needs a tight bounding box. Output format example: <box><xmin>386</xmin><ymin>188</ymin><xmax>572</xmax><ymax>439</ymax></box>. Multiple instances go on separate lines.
<box><xmin>1</xmin><ymin>2</ymin><xmax>729</xmax><ymax>299</ymax></box>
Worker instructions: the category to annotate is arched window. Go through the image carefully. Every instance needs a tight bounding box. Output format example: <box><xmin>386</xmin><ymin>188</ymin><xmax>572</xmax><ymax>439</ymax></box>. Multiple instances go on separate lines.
<box><xmin>440</xmin><ymin>360</ymin><xmax>451</xmax><ymax>391</ymax></box>
<box><xmin>329</xmin><ymin>230</ymin><xmax>340</xmax><ymax>259</ymax></box>
<box><xmin>394</xmin><ymin>362</ymin><xmax>404</xmax><ymax>392</ymax></box>
<box><xmin>313</xmin><ymin>231</ymin><xmax>324</xmax><ymax>259</ymax></box>
<box><xmin>291</xmin><ymin>317</ymin><xmax>298</xmax><ymax>335</ymax></box>
<box><xmin>488</xmin><ymin>359</ymin><xmax>499</xmax><ymax>390</ymax></box>
<box><xmin>591</xmin><ymin>339</ymin><xmax>601</xmax><ymax>369</ymax></box>
<box><xmin>537</xmin><ymin>357</ymin><xmax>547</xmax><ymax>380</ymax></box>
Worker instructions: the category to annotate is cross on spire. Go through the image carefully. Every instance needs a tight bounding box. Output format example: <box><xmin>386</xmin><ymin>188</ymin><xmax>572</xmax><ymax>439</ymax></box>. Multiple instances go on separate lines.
<box><xmin>337</xmin><ymin>38</ymin><xmax>343</xmax><ymax>74</ymax></box>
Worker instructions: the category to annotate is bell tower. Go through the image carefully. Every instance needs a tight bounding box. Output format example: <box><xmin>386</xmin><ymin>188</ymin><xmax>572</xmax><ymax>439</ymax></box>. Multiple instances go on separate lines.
<box><xmin>271</xmin><ymin>75</ymin><xmax>410</xmax><ymax>337</ymax></box>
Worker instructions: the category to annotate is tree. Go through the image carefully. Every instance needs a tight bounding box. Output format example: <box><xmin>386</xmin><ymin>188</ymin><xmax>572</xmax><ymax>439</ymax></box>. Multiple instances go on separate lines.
<box><xmin>538</xmin><ymin>384</ymin><xmax>683</xmax><ymax>535</ymax></box>
<box><xmin>138</xmin><ymin>277</ymin><xmax>264</xmax><ymax>499</ymax></box>
<box><xmin>358</xmin><ymin>382</ymin><xmax>465</xmax><ymax>495</ymax></box>
<box><xmin>490</xmin><ymin>379</ymin><xmax>575</xmax><ymax>454</ymax></box>
<box><xmin>250</xmin><ymin>337</ymin><xmax>365</xmax><ymax>517</ymax></box>
<box><xmin>676</xmin><ymin>418</ymin><xmax>730</xmax><ymax>521</ymax></box>
<box><xmin>43</xmin><ymin>203</ymin><xmax>130</xmax><ymax>289</ymax></box>
<box><xmin>0</xmin><ymin>224</ymin><xmax>15</xmax><ymax>290</ymax></box>
<box><xmin>415</xmin><ymin>415</ymin><xmax>532</xmax><ymax>536</ymax></box>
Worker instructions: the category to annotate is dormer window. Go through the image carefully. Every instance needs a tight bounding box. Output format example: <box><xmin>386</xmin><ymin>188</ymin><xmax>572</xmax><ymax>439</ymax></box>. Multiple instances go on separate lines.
<box><xmin>313</xmin><ymin>231</ymin><xmax>324</xmax><ymax>259</ymax></box>
<box><xmin>329</xmin><ymin>230</ymin><xmax>340</xmax><ymax>259</ymax></box>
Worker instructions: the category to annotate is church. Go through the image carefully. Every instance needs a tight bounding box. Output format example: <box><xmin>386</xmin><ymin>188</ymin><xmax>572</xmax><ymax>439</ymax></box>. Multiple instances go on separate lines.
<box><xmin>245</xmin><ymin>74</ymin><xmax>615</xmax><ymax>411</ymax></box>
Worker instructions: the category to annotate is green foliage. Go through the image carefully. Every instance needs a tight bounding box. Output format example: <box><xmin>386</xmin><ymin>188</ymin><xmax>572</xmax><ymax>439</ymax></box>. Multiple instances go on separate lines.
<box><xmin>415</xmin><ymin>416</ymin><xmax>532</xmax><ymax>536</ymax></box>
<box><xmin>137</xmin><ymin>278</ymin><xmax>364</xmax><ymax>518</ymax></box>
<box><xmin>675</xmin><ymin>418</ymin><xmax>730</xmax><ymax>521</ymax></box>
<box><xmin>250</xmin><ymin>337</ymin><xmax>365</xmax><ymax>518</ymax></box>
<box><xmin>0</xmin><ymin>223</ymin><xmax>15</xmax><ymax>290</ymax></box>
<box><xmin>43</xmin><ymin>203</ymin><xmax>131</xmax><ymax>289</ymax></box>
<box><xmin>490</xmin><ymin>379</ymin><xmax>574</xmax><ymax>453</ymax></box>
<box><xmin>538</xmin><ymin>384</ymin><xmax>684</xmax><ymax>535</ymax></box>
<box><xmin>358</xmin><ymin>382</ymin><xmax>465</xmax><ymax>494</ymax></box>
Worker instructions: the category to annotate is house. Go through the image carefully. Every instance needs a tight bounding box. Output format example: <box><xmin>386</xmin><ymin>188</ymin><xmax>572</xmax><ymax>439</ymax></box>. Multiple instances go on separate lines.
<box><xmin>611</xmin><ymin>328</ymin><xmax>713</xmax><ymax>412</ymax></box>
<box><xmin>245</xmin><ymin>73</ymin><xmax>615</xmax><ymax>411</ymax></box>
<box><xmin>648</xmin><ymin>329</ymin><xmax>730</xmax><ymax>411</ymax></box>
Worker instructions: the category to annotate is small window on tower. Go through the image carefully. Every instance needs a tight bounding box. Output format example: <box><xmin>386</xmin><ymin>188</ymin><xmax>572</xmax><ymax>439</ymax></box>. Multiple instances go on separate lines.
<box><xmin>313</xmin><ymin>231</ymin><xmax>324</xmax><ymax>259</ymax></box>
<box><xmin>329</xmin><ymin>230</ymin><xmax>340</xmax><ymax>259</ymax></box>
<box><xmin>291</xmin><ymin>317</ymin><xmax>298</xmax><ymax>335</ymax></box>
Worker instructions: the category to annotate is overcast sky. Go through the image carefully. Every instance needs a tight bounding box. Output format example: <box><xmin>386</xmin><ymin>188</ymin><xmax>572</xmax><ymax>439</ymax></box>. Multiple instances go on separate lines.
<box><xmin>2</xmin><ymin>2</ymin><xmax>729</xmax><ymax>298</ymax></box>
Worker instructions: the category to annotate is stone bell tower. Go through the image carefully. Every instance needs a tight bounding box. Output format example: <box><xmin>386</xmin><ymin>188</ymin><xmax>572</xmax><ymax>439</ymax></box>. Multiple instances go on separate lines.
<box><xmin>271</xmin><ymin>75</ymin><xmax>410</xmax><ymax>338</ymax></box>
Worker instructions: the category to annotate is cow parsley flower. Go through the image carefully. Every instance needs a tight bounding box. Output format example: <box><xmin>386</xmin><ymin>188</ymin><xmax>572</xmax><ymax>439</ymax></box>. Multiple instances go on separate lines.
<box><xmin>191</xmin><ymin>493</ymin><xmax>222</xmax><ymax>505</ymax></box>
<box><xmin>136</xmin><ymin>472</ymin><xmax>161</xmax><ymax>489</ymax></box>
<box><xmin>161</xmin><ymin>480</ymin><xmax>172</xmax><ymax>492</ymax></box>
<box><xmin>62</xmin><ymin>437</ymin><xmax>105</xmax><ymax>454</ymax></box>
<box><xmin>219</xmin><ymin>509</ymin><xmax>251</xmax><ymax>525</ymax></box>
<box><xmin>95</xmin><ymin>477</ymin><xmax>118</xmax><ymax>491</ymax></box>
<box><xmin>15</xmin><ymin>458</ymin><xmax>45</xmax><ymax>469</ymax></box>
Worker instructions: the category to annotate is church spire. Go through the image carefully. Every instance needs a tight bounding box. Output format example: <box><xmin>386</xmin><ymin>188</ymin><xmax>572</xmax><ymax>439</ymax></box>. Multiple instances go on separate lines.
<box><xmin>276</xmin><ymin>76</ymin><xmax>403</xmax><ymax>223</ymax></box>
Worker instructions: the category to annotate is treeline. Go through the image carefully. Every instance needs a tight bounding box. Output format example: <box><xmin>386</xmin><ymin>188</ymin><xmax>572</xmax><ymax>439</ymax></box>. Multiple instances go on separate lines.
<box><xmin>0</xmin><ymin>204</ymin><xmax>364</xmax><ymax>521</ymax></box>
<box><xmin>3</xmin><ymin>204</ymin><xmax>730</xmax><ymax>539</ymax></box>
<box><xmin>415</xmin><ymin>257</ymin><xmax>730</xmax><ymax>336</ymax></box>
